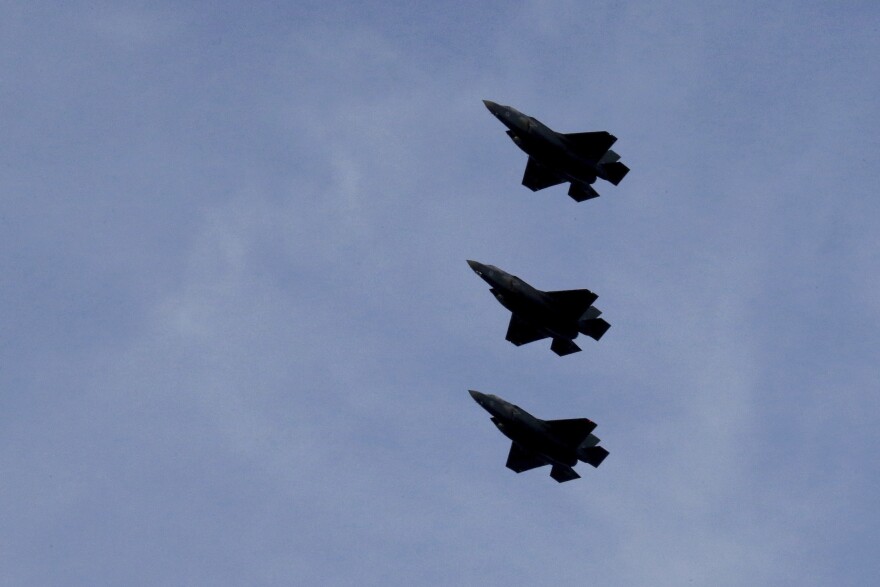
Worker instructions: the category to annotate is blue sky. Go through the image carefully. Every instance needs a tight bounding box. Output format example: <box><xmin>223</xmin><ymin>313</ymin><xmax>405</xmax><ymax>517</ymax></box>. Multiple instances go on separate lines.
<box><xmin>2</xmin><ymin>1</ymin><xmax>879</xmax><ymax>585</ymax></box>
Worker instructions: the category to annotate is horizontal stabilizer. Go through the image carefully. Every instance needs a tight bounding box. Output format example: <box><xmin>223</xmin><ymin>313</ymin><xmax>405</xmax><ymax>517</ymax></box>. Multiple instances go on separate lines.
<box><xmin>563</xmin><ymin>131</ymin><xmax>617</xmax><ymax>160</ymax></box>
<box><xmin>580</xmin><ymin>446</ymin><xmax>609</xmax><ymax>468</ymax></box>
<box><xmin>550</xmin><ymin>465</ymin><xmax>581</xmax><ymax>483</ymax></box>
<box><xmin>579</xmin><ymin>318</ymin><xmax>611</xmax><ymax>341</ymax></box>
<box><xmin>551</xmin><ymin>337</ymin><xmax>581</xmax><ymax>356</ymax></box>
<box><xmin>600</xmin><ymin>161</ymin><xmax>629</xmax><ymax>186</ymax></box>
<box><xmin>568</xmin><ymin>182</ymin><xmax>600</xmax><ymax>202</ymax></box>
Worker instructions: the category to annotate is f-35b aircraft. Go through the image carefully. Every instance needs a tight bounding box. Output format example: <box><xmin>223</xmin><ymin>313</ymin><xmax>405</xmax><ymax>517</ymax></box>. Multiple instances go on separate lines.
<box><xmin>483</xmin><ymin>100</ymin><xmax>629</xmax><ymax>202</ymax></box>
<box><xmin>469</xmin><ymin>390</ymin><xmax>609</xmax><ymax>482</ymax></box>
<box><xmin>467</xmin><ymin>260</ymin><xmax>610</xmax><ymax>356</ymax></box>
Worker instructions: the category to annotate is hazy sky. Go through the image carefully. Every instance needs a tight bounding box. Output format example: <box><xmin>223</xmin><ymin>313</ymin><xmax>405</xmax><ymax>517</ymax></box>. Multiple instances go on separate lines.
<box><xmin>2</xmin><ymin>2</ymin><xmax>879</xmax><ymax>585</ymax></box>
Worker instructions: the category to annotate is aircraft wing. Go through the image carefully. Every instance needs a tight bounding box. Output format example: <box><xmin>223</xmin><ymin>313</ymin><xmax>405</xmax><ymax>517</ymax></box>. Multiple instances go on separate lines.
<box><xmin>544</xmin><ymin>289</ymin><xmax>599</xmax><ymax>318</ymax></box>
<box><xmin>550</xmin><ymin>337</ymin><xmax>581</xmax><ymax>356</ymax></box>
<box><xmin>505</xmin><ymin>314</ymin><xmax>549</xmax><ymax>346</ymax></box>
<box><xmin>506</xmin><ymin>443</ymin><xmax>548</xmax><ymax>473</ymax></box>
<box><xmin>521</xmin><ymin>157</ymin><xmax>565</xmax><ymax>191</ymax></box>
<box><xmin>568</xmin><ymin>182</ymin><xmax>600</xmax><ymax>202</ymax></box>
<box><xmin>562</xmin><ymin>131</ymin><xmax>617</xmax><ymax>160</ymax></box>
<box><xmin>550</xmin><ymin>465</ymin><xmax>581</xmax><ymax>483</ymax></box>
<box><xmin>545</xmin><ymin>418</ymin><xmax>597</xmax><ymax>446</ymax></box>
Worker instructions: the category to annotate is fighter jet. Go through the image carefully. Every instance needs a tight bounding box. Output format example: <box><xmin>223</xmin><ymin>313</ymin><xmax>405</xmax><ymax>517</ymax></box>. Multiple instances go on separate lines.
<box><xmin>469</xmin><ymin>390</ymin><xmax>609</xmax><ymax>482</ymax></box>
<box><xmin>483</xmin><ymin>99</ymin><xmax>629</xmax><ymax>202</ymax></box>
<box><xmin>467</xmin><ymin>260</ymin><xmax>610</xmax><ymax>356</ymax></box>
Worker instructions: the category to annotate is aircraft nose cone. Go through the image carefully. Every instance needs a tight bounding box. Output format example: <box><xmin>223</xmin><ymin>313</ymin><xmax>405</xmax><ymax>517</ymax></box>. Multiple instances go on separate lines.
<box><xmin>482</xmin><ymin>99</ymin><xmax>500</xmax><ymax>113</ymax></box>
<box><xmin>469</xmin><ymin>389</ymin><xmax>485</xmax><ymax>403</ymax></box>
<box><xmin>467</xmin><ymin>259</ymin><xmax>486</xmax><ymax>275</ymax></box>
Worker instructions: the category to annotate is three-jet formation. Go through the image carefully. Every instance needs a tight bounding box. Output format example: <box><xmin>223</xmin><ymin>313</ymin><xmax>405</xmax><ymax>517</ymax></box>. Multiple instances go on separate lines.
<box><xmin>467</xmin><ymin>260</ymin><xmax>610</xmax><ymax>356</ymax></box>
<box><xmin>483</xmin><ymin>100</ymin><xmax>629</xmax><ymax>202</ymax></box>
<box><xmin>469</xmin><ymin>390</ymin><xmax>608</xmax><ymax>482</ymax></box>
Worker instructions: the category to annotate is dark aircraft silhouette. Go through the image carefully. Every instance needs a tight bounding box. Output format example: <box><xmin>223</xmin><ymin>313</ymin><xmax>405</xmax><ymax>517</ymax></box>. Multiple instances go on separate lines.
<box><xmin>467</xmin><ymin>260</ymin><xmax>610</xmax><ymax>356</ymax></box>
<box><xmin>469</xmin><ymin>390</ymin><xmax>609</xmax><ymax>482</ymax></box>
<box><xmin>483</xmin><ymin>99</ymin><xmax>629</xmax><ymax>202</ymax></box>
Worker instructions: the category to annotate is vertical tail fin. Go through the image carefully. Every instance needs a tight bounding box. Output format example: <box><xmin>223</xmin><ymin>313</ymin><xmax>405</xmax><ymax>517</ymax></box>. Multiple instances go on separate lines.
<box><xmin>598</xmin><ymin>149</ymin><xmax>621</xmax><ymax>164</ymax></box>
